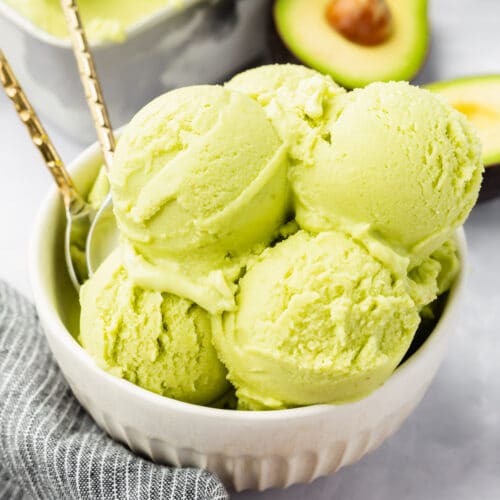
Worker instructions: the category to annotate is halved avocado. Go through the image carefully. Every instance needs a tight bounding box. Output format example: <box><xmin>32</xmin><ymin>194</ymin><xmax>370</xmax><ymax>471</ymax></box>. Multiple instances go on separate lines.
<box><xmin>274</xmin><ymin>0</ymin><xmax>429</xmax><ymax>88</ymax></box>
<box><xmin>426</xmin><ymin>76</ymin><xmax>500</xmax><ymax>202</ymax></box>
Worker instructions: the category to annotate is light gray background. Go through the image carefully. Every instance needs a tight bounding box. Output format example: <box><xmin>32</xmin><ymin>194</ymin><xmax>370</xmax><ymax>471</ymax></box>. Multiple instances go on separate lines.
<box><xmin>1</xmin><ymin>1</ymin><xmax>499</xmax><ymax>498</ymax></box>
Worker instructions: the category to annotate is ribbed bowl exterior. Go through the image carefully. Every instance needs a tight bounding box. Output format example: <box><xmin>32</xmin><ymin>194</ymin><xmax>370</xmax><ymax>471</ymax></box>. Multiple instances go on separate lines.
<box><xmin>42</xmin><ymin>321</ymin><xmax>450</xmax><ymax>491</ymax></box>
<box><xmin>69</xmin><ymin>387</ymin><xmax>426</xmax><ymax>490</ymax></box>
<box><xmin>30</xmin><ymin>141</ymin><xmax>466</xmax><ymax>491</ymax></box>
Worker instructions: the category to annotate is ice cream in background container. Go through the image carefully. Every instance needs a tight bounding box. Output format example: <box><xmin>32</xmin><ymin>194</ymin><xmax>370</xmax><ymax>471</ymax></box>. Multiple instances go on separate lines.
<box><xmin>0</xmin><ymin>0</ymin><xmax>271</xmax><ymax>141</ymax></box>
<box><xmin>3</xmin><ymin>0</ymin><xmax>184</xmax><ymax>43</ymax></box>
<box><xmin>78</xmin><ymin>64</ymin><xmax>483</xmax><ymax>408</ymax></box>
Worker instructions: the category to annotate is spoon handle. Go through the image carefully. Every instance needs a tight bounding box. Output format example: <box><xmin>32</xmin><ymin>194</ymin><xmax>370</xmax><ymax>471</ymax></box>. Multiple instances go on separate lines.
<box><xmin>61</xmin><ymin>0</ymin><xmax>115</xmax><ymax>171</ymax></box>
<box><xmin>0</xmin><ymin>50</ymin><xmax>82</xmax><ymax>210</ymax></box>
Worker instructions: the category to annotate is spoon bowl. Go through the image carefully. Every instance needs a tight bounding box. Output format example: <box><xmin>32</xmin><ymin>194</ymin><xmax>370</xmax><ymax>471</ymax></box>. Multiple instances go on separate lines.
<box><xmin>85</xmin><ymin>194</ymin><xmax>119</xmax><ymax>275</ymax></box>
<box><xmin>64</xmin><ymin>199</ymin><xmax>96</xmax><ymax>287</ymax></box>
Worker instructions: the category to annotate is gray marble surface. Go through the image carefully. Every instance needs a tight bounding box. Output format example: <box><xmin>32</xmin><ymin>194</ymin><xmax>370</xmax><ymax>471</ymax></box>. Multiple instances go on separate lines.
<box><xmin>0</xmin><ymin>0</ymin><xmax>499</xmax><ymax>498</ymax></box>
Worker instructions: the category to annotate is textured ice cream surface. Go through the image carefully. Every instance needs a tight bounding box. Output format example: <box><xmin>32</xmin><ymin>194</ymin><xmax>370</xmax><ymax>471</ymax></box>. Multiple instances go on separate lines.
<box><xmin>406</xmin><ymin>257</ymin><xmax>441</xmax><ymax>311</ymax></box>
<box><xmin>291</xmin><ymin>81</ymin><xmax>483</xmax><ymax>264</ymax></box>
<box><xmin>406</xmin><ymin>238</ymin><xmax>460</xmax><ymax>309</ymax></box>
<box><xmin>227</xmin><ymin>64</ymin><xmax>346</xmax><ymax>168</ymax></box>
<box><xmin>4</xmin><ymin>0</ymin><xmax>183</xmax><ymax>42</ymax></box>
<box><xmin>77</xmin><ymin>67</ymin><xmax>471</xmax><ymax>412</ymax></box>
<box><xmin>79</xmin><ymin>250</ymin><xmax>230</xmax><ymax>405</ymax></box>
<box><xmin>212</xmin><ymin>230</ymin><xmax>420</xmax><ymax>410</ymax></box>
<box><xmin>110</xmin><ymin>85</ymin><xmax>289</xmax><ymax>314</ymax></box>
<box><xmin>431</xmin><ymin>239</ymin><xmax>460</xmax><ymax>295</ymax></box>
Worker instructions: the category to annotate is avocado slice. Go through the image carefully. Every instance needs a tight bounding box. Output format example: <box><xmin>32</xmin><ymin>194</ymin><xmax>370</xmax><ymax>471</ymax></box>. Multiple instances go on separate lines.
<box><xmin>426</xmin><ymin>76</ymin><xmax>500</xmax><ymax>202</ymax></box>
<box><xmin>274</xmin><ymin>0</ymin><xmax>429</xmax><ymax>89</ymax></box>
<box><xmin>426</xmin><ymin>76</ymin><xmax>500</xmax><ymax>166</ymax></box>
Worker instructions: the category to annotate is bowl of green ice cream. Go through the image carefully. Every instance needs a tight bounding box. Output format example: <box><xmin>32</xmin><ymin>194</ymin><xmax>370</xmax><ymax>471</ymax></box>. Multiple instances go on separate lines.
<box><xmin>29</xmin><ymin>65</ymin><xmax>481</xmax><ymax>491</ymax></box>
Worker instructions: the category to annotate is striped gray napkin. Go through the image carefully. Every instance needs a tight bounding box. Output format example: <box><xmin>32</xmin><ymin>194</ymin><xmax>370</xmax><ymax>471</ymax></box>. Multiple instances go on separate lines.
<box><xmin>0</xmin><ymin>280</ymin><xmax>228</xmax><ymax>500</ymax></box>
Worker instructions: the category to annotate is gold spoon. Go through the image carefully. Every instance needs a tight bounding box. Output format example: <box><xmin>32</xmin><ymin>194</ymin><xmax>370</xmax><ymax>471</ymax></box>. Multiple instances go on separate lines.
<box><xmin>61</xmin><ymin>0</ymin><xmax>119</xmax><ymax>277</ymax></box>
<box><xmin>0</xmin><ymin>49</ymin><xmax>94</xmax><ymax>291</ymax></box>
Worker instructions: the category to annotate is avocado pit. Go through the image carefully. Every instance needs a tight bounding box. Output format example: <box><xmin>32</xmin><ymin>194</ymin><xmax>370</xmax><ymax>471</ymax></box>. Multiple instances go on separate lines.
<box><xmin>325</xmin><ymin>0</ymin><xmax>393</xmax><ymax>46</ymax></box>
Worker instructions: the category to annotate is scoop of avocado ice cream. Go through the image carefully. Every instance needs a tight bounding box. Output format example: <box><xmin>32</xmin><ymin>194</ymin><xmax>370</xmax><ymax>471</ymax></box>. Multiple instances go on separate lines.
<box><xmin>110</xmin><ymin>85</ymin><xmax>289</xmax><ymax>314</ymax></box>
<box><xmin>4</xmin><ymin>0</ymin><xmax>180</xmax><ymax>42</ymax></box>
<box><xmin>227</xmin><ymin>64</ymin><xmax>346</xmax><ymax>168</ymax></box>
<box><xmin>290</xmin><ymin>81</ymin><xmax>483</xmax><ymax>264</ymax></box>
<box><xmin>212</xmin><ymin>230</ymin><xmax>420</xmax><ymax>410</ymax></box>
<box><xmin>80</xmin><ymin>249</ymin><xmax>230</xmax><ymax>405</ymax></box>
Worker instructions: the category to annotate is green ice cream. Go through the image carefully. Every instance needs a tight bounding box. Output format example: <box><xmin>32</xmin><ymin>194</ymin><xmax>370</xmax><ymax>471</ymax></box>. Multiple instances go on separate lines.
<box><xmin>227</xmin><ymin>64</ymin><xmax>346</xmax><ymax>169</ymax></box>
<box><xmin>212</xmin><ymin>230</ymin><xmax>420</xmax><ymax>410</ymax></box>
<box><xmin>87</xmin><ymin>166</ymin><xmax>109</xmax><ymax>210</ymax></box>
<box><xmin>4</xmin><ymin>0</ymin><xmax>181</xmax><ymax>43</ymax></box>
<box><xmin>229</xmin><ymin>70</ymin><xmax>482</xmax><ymax>265</ymax></box>
<box><xmin>431</xmin><ymin>239</ymin><xmax>460</xmax><ymax>295</ymax></box>
<box><xmin>110</xmin><ymin>85</ymin><xmax>289</xmax><ymax>314</ymax></box>
<box><xmin>80</xmin><ymin>249</ymin><xmax>229</xmax><ymax>405</ymax></box>
<box><xmin>77</xmin><ymin>65</ymin><xmax>476</xmax><ymax>411</ymax></box>
<box><xmin>407</xmin><ymin>238</ymin><xmax>460</xmax><ymax>309</ymax></box>
<box><xmin>291</xmin><ymin>82</ymin><xmax>483</xmax><ymax>264</ymax></box>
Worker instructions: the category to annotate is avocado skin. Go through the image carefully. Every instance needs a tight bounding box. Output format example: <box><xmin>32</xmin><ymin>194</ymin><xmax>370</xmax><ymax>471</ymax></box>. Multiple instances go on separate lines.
<box><xmin>266</xmin><ymin>2</ymin><xmax>302</xmax><ymax>65</ymax></box>
<box><xmin>479</xmin><ymin>166</ymin><xmax>500</xmax><ymax>203</ymax></box>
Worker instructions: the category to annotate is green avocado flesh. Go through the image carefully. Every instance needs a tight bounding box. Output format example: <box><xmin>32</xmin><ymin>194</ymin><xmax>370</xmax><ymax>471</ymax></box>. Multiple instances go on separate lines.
<box><xmin>426</xmin><ymin>76</ymin><xmax>500</xmax><ymax>167</ymax></box>
<box><xmin>274</xmin><ymin>0</ymin><xmax>429</xmax><ymax>88</ymax></box>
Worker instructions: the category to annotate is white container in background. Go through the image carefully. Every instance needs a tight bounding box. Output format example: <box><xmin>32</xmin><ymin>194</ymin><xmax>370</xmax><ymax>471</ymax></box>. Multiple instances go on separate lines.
<box><xmin>0</xmin><ymin>0</ymin><xmax>270</xmax><ymax>143</ymax></box>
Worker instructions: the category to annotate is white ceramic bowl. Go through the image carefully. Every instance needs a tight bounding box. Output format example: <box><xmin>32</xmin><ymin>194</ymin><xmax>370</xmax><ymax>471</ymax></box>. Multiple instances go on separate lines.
<box><xmin>0</xmin><ymin>0</ymin><xmax>269</xmax><ymax>143</ymax></box>
<box><xmin>29</xmin><ymin>140</ymin><xmax>467</xmax><ymax>492</ymax></box>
